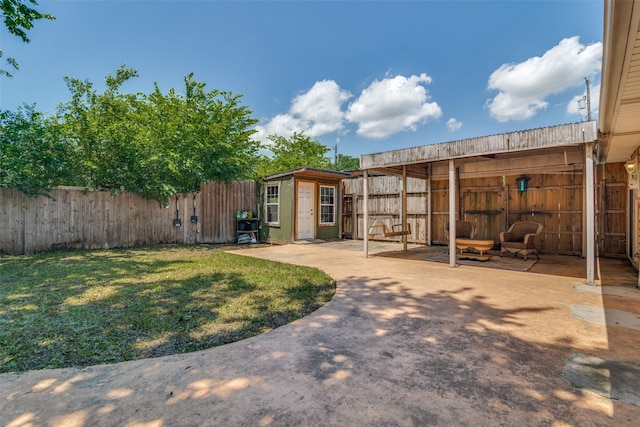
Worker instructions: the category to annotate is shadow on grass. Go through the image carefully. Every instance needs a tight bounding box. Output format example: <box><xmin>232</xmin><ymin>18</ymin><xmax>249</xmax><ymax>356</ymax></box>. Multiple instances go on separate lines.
<box><xmin>3</xmin><ymin>272</ymin><xmax>638</xmax><ymax>426</ymax></box>
<box><xmin>0</xmin><ymin>246</ymin><xmax>335</xmax><ymax>372</ymax></box>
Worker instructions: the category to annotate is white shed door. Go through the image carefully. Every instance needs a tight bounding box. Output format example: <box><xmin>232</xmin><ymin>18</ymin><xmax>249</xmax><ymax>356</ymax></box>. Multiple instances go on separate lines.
<box><xmin>297</xmin><ymin>182</ymin><xmax>315</xmax><ymax>240</ymax></box>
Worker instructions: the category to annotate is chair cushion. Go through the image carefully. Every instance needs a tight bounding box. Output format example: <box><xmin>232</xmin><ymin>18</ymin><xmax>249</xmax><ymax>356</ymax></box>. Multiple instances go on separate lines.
<box><xmin>509</xmin><ymin>223</ymin><xmax>540</xmax><ymax>241</ymax></box>
<box><xmin>503</xmin><ymin>241</ymin><xmax>526</xmax><ymax>249</ymax></box>
<box><xmin>457</xmin><ymin>222</ymin><xmax>474</xmax><ymax>239</ymax></box>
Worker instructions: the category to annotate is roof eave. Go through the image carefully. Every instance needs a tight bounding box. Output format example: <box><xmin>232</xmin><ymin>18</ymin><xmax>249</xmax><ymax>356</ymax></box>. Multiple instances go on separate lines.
<box><xmin>360</xmin><ymin>122</ymin><xmax>597</xmax><ymax>170</ymax></box>
<box><xmin>597</xmin><ymin>0</ymin><xmax>634</xmax><ymax>163</ymax></box>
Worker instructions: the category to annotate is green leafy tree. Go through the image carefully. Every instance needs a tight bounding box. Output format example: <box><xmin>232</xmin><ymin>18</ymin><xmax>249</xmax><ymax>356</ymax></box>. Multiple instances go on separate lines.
<box><xmin>256</xmin><ymin>132</ymin><xmax>332</xmax><ymax>177</ymax></box>
<box><xmin>1</xmin><ymin>0</ymin><xmax>55</xmax><ymax>77</ymax></box>
<box><xmin>147</xmin><ymin>73</ymin><xmax>261</xmax><ymax>192</ymax></box>
<box><xmin>57</xmin><ymin>65</ymin><xmax>260</xmax><ymax>203</ymax></box>
<box><xmin>58</xmin><ymin>66</ymin><xmax>143</xmax><ymax>192</ymax></box>
<box><xmin>0</xmin><ymin>66</ymin><xmax>260</xmax><ymax>201</ymax></box>
<box><xmin>336</xmin><ymin>153</ymin><xmax>359</xmax><ymax>171</ymax></box>
<box><xmin>0</xmin><ymin>105</ymin><xmax>74</xmax><ymax>195</ymax></box>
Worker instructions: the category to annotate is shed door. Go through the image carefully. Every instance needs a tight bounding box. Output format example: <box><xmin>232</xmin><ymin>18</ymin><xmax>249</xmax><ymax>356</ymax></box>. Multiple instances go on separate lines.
<box><xmin>297</xmin><ymin>182</ymin><xmax>315</xmax><ymax>240</ymax></box>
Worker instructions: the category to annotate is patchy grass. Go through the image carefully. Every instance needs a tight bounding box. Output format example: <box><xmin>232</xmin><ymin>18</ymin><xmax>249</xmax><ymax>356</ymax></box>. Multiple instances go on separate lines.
<box><xmin>0</xmin><ymin>245</ymin><xmax>335</xmax><ymax>373</ymax></box>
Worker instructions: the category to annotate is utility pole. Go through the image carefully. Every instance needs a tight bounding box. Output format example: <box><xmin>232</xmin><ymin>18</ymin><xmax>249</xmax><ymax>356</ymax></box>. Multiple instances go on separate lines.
<box><xmin>585</xmin><ymin>77</ymin><xmax>592</xmax><ymax>121</ymax></box>
<box><xmin>334</xmin><ymin>144</ymin><xmax>338</xmax><ymax>170</ymax></box>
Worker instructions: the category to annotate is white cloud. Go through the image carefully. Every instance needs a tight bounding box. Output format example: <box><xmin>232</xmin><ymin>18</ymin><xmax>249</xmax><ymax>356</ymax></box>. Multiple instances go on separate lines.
<box><xmin>346</xmin><ymin>73</ymin><xmax>442</xmax><ymax>139</ymax></box>
<box><xmin>254</xmin><ymin>73</ymin><xmax>442</xmax><ymax>145</ymax></box>
<box><xmin>290</xmin><ymin>80</ymin><xmax>351</xmax><ymax>136</ymax></box>
<box><xmin>486</xmin><ymin>36</ymin><xmax>602</xmax><ymax>122</ymax></box>
<box><xmin>446</xmin><ymin>118</ymin><xmax>462</xmax><ymax>132</ymax></box>
<box><xmin>566</xmin><ymin>82</ymin><xmax>600</xmax><ymax>119</ymax></box>
<box><xmin>252</xmin><ymin>113</ymin><xmax>305</xmax><ymax>146</ymax></box>
<box><xmin>253</xmin><ymin>80</ymin><xmax>351</xmax><ymax>146</ymax></box>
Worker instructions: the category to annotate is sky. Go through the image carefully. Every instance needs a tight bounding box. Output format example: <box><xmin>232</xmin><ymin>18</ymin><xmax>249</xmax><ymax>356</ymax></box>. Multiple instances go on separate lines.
<box><xmin>0</xmin><ymin>0</ymin><xmax>604</xmax><ymax>159</ymax></box>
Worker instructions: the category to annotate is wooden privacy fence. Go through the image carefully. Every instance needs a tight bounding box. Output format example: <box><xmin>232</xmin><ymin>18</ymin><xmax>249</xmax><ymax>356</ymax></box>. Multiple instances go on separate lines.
<box><xmin>0</xmin><ymin>181</ymin><xmax>258</xmax><ymax>255</ymax></box>
<box><xmin>342</xmin><ymin>163</ymin><xmax>627</xmax><ymax>258</ymax></box>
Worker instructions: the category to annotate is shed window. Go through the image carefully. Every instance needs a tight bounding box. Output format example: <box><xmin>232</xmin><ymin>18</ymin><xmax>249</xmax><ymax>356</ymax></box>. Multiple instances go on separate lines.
<box><xmin>266</xmin><ymin>183</ymin><xmax>280</xmax><ymax>225</ymax></box>
<box><xmin>320</xmin><ymin>185</ymin><xmax>335</xmax><ymax>225</ymax></box>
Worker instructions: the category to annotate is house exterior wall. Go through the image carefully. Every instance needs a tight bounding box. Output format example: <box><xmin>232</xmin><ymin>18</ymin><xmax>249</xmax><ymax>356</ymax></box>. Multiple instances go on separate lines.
<box><xmin>262</xmin><ymin>176</ymin><xmax>294</xmax><ymax>244</ymax></box>
<box><xmin>620</xmin><ymin>153</ymin><xmax>640</xmax><ymax>266</ymax></box>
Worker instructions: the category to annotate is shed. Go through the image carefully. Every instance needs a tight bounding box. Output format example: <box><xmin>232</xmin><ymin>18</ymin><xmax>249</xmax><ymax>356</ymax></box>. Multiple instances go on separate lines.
<box><xmin>261</xmin><ymin>167</ymin><xmax>352</xmax><ymax>244</ymax></box>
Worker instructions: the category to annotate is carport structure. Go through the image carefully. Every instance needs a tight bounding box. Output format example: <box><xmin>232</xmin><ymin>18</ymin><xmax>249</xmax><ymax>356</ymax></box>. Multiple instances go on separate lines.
<box><xmin>359</xmin><ymin>121</ymin><xmax>601</xmax><ymax>285</ymax></box>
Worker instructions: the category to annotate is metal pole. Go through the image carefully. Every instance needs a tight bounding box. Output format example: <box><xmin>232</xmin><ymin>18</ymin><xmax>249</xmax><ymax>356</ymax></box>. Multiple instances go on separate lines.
<box><xmin>363</xmin><ymin>169</ymin><xmax>369</xmax><ymax>258</ymax></box>
<box><xmin>402</xmin><ymin>165</ymin><xmax>408</xmax><ymax>252</ymax></box>
<box><xmin>585</xmin><ymin>142</ymin><xmax>595</xmax><ymax>285</ymax></box>
<box><xmin>427</xmin><ymin>164</ymin><xmax>432</xmax><ymax>246</ymax></box>
<box><xmin>585</xmin><ymin>77</ymin><xmax>592</xmax><ymax>122</ymax></box>
<box><xmin>449</xmin><ymin>159</ymin><xmax>456</xmax><ymax>268</ymax></box>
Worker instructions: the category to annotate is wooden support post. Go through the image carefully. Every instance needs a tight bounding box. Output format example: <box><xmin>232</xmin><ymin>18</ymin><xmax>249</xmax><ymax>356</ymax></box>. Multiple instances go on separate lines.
<box><xmin>363</xmin><ymin>170</ymin><xmax>369</xmax><ymax>258</ymax></box>
<box><xmin>402</xmin><ymin>165</ymin><xmax>408</xmax><ymax>252</ymax></box>
<box><xmin>427</xmin><ymin>164</ymin><xmax>432</xmax><ymax>246</ymax></box>
<box><xmin>585</xmin><ymin>142</ymin><xmax>595</xmax><ymax>285</ymax></box>
<box><xmin>457</xmin><ymin>166</ymin><xmax>463</xmax><ymax>220</ymax></box>
<box><xmin>449</xmin><ymin>159</ymin><xmax>457</xmax><ymax>268</ymax></box>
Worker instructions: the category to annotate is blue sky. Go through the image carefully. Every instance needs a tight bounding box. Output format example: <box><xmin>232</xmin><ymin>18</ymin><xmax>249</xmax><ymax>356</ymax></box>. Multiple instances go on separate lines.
<box><xmin>1</xmin><ymin>0</ymin><xmax>603</xmax><ymax>158</ymax></box>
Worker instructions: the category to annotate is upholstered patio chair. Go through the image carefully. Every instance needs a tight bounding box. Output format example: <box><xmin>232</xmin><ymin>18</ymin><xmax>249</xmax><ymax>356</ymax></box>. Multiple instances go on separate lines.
<box><xmin>445</xmin><ymin>221</ymin><xmax>475</xmax><ymax>241</ymax></box>
<box><xmin>499</xmin><ymin>221</ymin><xmax>543</xmax><ymax>261</ymax></box>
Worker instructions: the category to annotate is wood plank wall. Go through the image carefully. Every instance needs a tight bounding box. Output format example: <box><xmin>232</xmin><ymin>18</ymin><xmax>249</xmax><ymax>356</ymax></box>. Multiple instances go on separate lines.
<box><xmin>598</xmin><ymin>163</ymin><xmax>627</xmax><ymax>257</ymax></box>
<box><xmin>343</xmin><ymin>175</ymin><xmax>429</xmax><ymax>243</ymax></box>
<box><xmin>342</xmin><ymin>163</ymin><xmax>627</xmax><ymax>257</ymax></box>
<box><xmin>0</xmin><ymin>181</ymin><xmax>257</xmax><ymax>255</ymax></box>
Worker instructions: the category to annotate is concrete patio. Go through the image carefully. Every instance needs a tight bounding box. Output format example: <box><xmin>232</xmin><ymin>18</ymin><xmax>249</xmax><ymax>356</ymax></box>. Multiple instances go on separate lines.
<box><xmin>2</xmin><ymin>241</ymin><xmax>640</xmax><ymax>426</ymax></box>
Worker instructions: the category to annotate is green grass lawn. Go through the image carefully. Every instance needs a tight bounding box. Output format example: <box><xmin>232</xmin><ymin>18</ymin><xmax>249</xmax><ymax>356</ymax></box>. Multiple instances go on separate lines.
<box><xmin>0</xmin><ymin>245</ymin><xmax>336</xmax><ymax>373</ymax></box>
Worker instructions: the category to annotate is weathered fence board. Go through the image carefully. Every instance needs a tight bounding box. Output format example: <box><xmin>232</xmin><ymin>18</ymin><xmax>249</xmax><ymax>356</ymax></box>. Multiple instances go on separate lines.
<box><xmin>0</xmin><ymin>181</ymin><xmax>257</xmax><ymax>255</ymax></box>
<box><xmin>599</xmin><ymin>163</ymin><xmax>627</xmax><ymax>257</ymax></box>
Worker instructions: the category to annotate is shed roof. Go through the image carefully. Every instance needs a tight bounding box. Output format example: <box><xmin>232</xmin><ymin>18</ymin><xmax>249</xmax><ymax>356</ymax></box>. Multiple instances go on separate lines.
<box><xmin>263</xmin><ymin>167</ymin><xmax>352</xmax><ymax>181</ymax></box>
<box><xmin>359</xmin><ymin>121</ymin><xmax>597</xmax><ymax>179</ymax></box>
